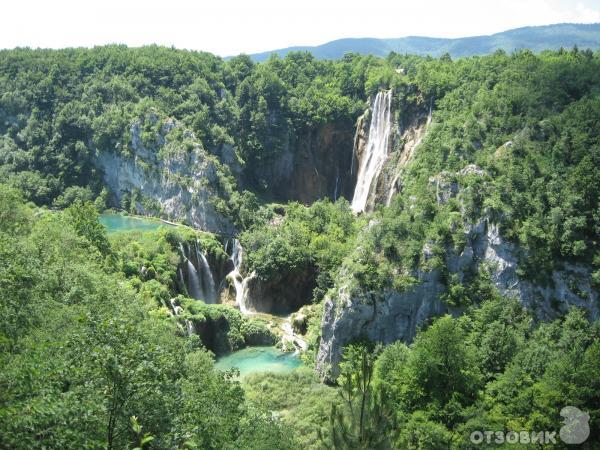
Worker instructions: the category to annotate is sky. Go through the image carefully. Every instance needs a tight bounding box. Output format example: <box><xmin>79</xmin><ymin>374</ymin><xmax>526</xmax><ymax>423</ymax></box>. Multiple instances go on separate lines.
<box><xmin>1</xmin><ymin>0</ymin><xmax>599</xmax><ymax>56</ymax></box>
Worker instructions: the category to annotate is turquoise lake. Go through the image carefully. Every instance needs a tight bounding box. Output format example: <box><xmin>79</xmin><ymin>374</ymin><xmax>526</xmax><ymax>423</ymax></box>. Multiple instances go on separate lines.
<box><xmin>215</xmin><ymin>346</ymin><xmax>302</xmax><ymax>377</ymax></box>
<box><xmin>99</xmin><ymin>214</ymin><xmax>167</xmax><ymax>233</ymax></box>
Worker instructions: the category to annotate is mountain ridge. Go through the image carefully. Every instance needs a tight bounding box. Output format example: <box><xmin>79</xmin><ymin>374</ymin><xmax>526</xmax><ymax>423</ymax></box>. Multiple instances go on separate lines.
<box><xmin>240</xmin><ymin>23</ymin><xmax>600</xmax><ymax>61</ymax></box>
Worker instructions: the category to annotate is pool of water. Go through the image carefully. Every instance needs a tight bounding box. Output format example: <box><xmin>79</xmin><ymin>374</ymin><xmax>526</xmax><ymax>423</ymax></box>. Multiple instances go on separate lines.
<box><xmin>215</xmin><ymin>346</ymin><xmax>302</xmax><ymax>377</ymax></box>
<box><xmin>99</xmin><ymin>213</ymin><xmax>168</xmax><ymax>233</ymax></box>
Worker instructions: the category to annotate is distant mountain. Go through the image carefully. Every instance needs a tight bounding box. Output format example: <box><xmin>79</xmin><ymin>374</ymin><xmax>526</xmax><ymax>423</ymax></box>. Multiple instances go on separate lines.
<box><xmin>243</xmin><ymin>23</ymin><xmax>600</xmax><ymax>61</ymax></box>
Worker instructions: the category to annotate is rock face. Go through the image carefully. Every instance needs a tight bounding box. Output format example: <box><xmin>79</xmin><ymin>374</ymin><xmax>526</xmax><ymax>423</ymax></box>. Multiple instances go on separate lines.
<box><xmin>244</xmin><ymin>269</ymin><xmax>317</xmax><ymax>315</ymax></box>
<box><xmin>375</xmin><ymin>118</ymin><xmax>428</xmax><ymax>207</ymax></box>
<box><xmin>316</xmin><ymin>215</ymin><xmax>599</xmax><ymax>381</ymax></box>
<box><xmin>94</xmin><ymin>116</ymin><xmax>235</xmax><ymax>234</ymax></box>
<box><xmin>252</xmin><ymin>122</ymin><xmax>356</xmax><ymax>203</ymax></box>
<box><xmin>455</xmin><ymin>220</ymin><xmax>599</xmax><ymax>319</ymax></box>
<box><xmin>95</xmin><ymin>116</ymin><xmax>355</xmax><ymax>233</ymax></box>
<box><xmin>317</xmin><ymin>270</ymin><xmax>448</xmax><ymax>381</ymax></box>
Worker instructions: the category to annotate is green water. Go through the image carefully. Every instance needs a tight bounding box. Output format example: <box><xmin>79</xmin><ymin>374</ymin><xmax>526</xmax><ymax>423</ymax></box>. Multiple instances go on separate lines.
<box><xmin>99</xmin><ymin>214</ymin><xmax>167</xmax><ymax>233</ymax></box>
<box><xmin>215</xmin><ymin>346</ymin><xmax>302</xmax><ymax>377</ymax></box>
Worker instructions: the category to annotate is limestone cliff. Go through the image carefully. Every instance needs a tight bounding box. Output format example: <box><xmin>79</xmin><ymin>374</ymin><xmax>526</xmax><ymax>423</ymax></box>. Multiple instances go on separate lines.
<box><xmin>250</xmin><ymin>121</ymin><xmax>356</xmax><ymax>203</ymax></box>
<box><xmin>94</xmin><ymin>115</ymin><xmax>235</xmax><ymax>234</ymax></box>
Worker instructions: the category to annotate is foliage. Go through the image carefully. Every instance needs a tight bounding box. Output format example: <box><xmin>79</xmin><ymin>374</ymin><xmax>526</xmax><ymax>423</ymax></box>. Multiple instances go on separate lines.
<box><xmin>0</xmin><ymin>46</ymin><xmax>370</xmax><ymax>206</ymax></box>
<box><xmin>241</xmin><ymin>199</ymin><xmax>358</xmax><ymax>302</ymax></box>
<box><xmin>243</xmin><ymin>368</ymin><xmax>339</xmax><ymax>450</ymax></box>
<box><xmin>181</xmin><ymin>298</ymin><xmax>274</xmax><ymax>354</ymax></box>
<box><xmin>370</xmin><ymin>297</ymin><xmax>600</xmax><ymax>448</ymax></box>
<box><xmin>65</xmin><ymin>200</ymin><xmax>111</xmax><ymax>256</ymax></box>
<box><xmin>0</xmin><ymin>186</ymin><xmax>289</xmax><ymax>449</ymax></box>
<box><xmin>321</xmin><ymin>342</ymin><xmax>396</xmax><ymax>449</ymax></box>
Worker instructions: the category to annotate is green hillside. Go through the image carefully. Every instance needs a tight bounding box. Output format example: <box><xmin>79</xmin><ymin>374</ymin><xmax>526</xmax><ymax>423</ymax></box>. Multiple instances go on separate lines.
<box><xmin>247</xmin><ymin>23</ymin><xmax>600</xmax><ymax>61</ymax></box>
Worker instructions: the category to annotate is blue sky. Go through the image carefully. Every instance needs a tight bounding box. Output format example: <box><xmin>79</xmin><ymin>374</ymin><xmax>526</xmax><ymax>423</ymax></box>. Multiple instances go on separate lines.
<box><xmin>2</xmin><ymin>0</ymin><xmax>599</xmax><ymax>55</ymax></box>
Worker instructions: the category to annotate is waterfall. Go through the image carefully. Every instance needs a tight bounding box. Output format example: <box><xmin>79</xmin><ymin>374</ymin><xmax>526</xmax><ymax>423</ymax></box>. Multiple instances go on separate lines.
<box><xmin>177</xmin><ymin>268</ymin><xmax>186</xmax><ymax>294</ymax></box>
<box><xmin>169</xmin><ymin>298</ymin><xmax>184</xmax><ymax>316</ymax></box>
<box><xmin>281</xmin><ymin>315</ymin><xmax>308</xmax><ymax>353</ymax></box>
<box><xmin>226</xmin><ymin>239</ymin><xmax>253</xmax><ymax>315</ymax></box>
<box><xmin>178</xmin><ymin>239</ymin><xmax>218</xmax><ymax>303</ymax></box>
<box><xmin>186</xmin><ymin>260</ymin><xmax>204</xmax><ymax>300</ymax></box>
<box><xmin>169</xmin><ymin>298</ymin><xmax>195</xmax><ymax>336</ymax></box>
<box><xmin>186</xmin><ymin>320</ymin><xmax>196</xmax><ymax>335</ymax></box>
<box><xmin>427</xmin><ymin>96</ymin><xmax>434</xmax><ymax>129</ymax></box>
<box><xmin>195</xmin><ymin>240</ymin><xmax>216</xmax><ymax>303</ymax></box>
<box><xmin>333</xmin><ymin>169</ymin><xmax>339</xmax><ymax>201</ymax></box>
<box><xmin>386</xmin><ymin>172</ymin><xmax>401</xmax><ymax>206</ymax></box>
<box><xmin>351</xmin><ymin>90</ymin><xmax>393</xmax><ymax>213</ymax></box>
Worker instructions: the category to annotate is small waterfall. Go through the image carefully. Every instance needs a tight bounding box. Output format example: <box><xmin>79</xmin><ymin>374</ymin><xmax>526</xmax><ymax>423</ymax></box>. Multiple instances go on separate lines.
<box><xmin>186</xmin><ymin>320</ymin><xmax>196</xmax><ymax>335</ymax></box>
<box><xmin>281</xmin><ymin>315</ymin><xmax>308</xmax><ymax>353</ymax></box>
<box><xmin>351</xmin><ymin>89</ymin><xmax>393</xmax><ymax>213</ymax></box>
<box><xmin>226</xmin><ymin>239</ymin><xmax>253</xmax><ymax>315</ymax></box>
<box><xmin>386</xmin><ymin>172</ymin><xmax>401</xmax><ymax>206</ymax></box>
<box><xmin>178</xmin><ymin>239</ymin><xmax>218</xmax><ymax>303</ymax></box>
<box><xmin>169</xmin><ymin>298</ymin><xmax>195</xmax><ymax>336</ymax></box>
<box><xmin>169</xmin><ymin>298</ymin><xmax>184</xmax><ymax>316</ymax></box>
<box><xmin>427</xmin><ymin>96</ymin><xmax>434</xmax><ymax>130</ymax></box>
<box><xmin>177</xmin><ymin>268</ymin><xmax>186</xmax><ymax>294</ymax></box>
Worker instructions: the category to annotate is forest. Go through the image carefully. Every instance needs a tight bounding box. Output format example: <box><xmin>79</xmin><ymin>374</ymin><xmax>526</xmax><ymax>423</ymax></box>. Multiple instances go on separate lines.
<box><xmin>0</xmin><ymin>45</ymin><xmax>599</xmax><ymax>449</ymax></box>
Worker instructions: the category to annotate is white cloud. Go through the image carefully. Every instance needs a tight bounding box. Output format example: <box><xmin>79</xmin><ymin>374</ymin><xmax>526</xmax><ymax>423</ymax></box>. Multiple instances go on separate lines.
<box><xmin>573</xmin><ymin>1</ymin><xmax>600</xmax><ymax>22</ymax></box>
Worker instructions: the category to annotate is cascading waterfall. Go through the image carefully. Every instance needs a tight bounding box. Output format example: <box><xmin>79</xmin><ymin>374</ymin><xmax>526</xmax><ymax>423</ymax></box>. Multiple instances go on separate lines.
<box><xmin>195</xmin><ymin>240</ymin><xmax>216</xmax><ymax>303</ymax></box>
<box><xmin>226</xmin><ymin>239</ymin><xmax>253</xmax><ymax>314</ymax></box>
<box><xmin>178</xmin><ymin>240</ymin><xmax>218</xmax><ymax>303</ymax></box>
<box><xmin>169</xmin><ymin>298</ymin><xmax>184</xmax><ymax>316</ymax></box>
<box><xmin>169</xmin><ymin>298</ymin><xmax>195</xmax><ymax>336</ymax></box>
<box><xmin>351</xmin><ymin>89</ymin><xmax>393</xmax><ymax>213</ymax></box>
<box><xmin>177</xmin><ymin>267</ymin><xmax>186</xmax><ymax>294</ymax></box>
<box><xmin>186</xmin><ymin>260</ymin><xmax>204</xmax><ymax>300</ymax></box>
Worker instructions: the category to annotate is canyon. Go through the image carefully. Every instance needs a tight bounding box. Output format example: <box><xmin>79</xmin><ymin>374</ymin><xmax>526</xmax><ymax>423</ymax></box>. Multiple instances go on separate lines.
<box><xmin>110</xmin><ymin>90</ymin><xmax>599</xmax><ymax>379</ymax></box>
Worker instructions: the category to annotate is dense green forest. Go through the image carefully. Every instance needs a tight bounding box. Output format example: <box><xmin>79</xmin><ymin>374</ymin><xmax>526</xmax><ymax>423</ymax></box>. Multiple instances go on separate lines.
<box><xmin>1</xmin><ymin>45</ymin><xmax>599</xmax><ymax>448</ymax></box>
<box><xmin>1</xmin><ymin>189</ymin><xmax>598</xmax><ymax>448</ymax></box>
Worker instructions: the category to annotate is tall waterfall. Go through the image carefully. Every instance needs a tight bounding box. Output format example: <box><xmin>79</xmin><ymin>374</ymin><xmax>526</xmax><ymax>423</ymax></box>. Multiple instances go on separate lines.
<box><xmin>226</xmin><ymin>239</ymin><xmax>253</xmax><ymax>315</ymax></box>
<box><xmin>351</xmin><ymin>89</ymin><xmax>393</xmax><ymax>213</ymax></box>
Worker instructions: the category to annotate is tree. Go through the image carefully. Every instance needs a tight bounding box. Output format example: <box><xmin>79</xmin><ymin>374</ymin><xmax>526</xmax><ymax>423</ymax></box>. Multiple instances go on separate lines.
<box><xmin>65</xmin><ymin>200</ymin><xmax>111</xmax><ymax>256</ymax></box>
<box><xmin>321</xmin><ymin>343</ymin><xmax>395</xmax><ymax>449</ymax></box>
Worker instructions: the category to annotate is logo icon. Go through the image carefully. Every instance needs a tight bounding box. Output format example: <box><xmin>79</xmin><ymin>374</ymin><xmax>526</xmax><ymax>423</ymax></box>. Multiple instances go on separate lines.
<box><xmin>559</xmin><ymin>406</ymin><xmax>590</xmax><ymax>445</ymax></box>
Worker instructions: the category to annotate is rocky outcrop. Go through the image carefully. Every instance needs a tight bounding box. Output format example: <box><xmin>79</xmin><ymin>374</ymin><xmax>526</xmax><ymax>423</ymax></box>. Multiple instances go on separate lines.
<box><xmin>94</xmin><ymin>115</ymin><xmax>235</xmax><ymax>234</ymax></box>
<box><xmin>376</xmin><ymin>119</ymin><xmax>428</xmax><ymax>207</ymax></box>
<box><xmin>453</xmin><ymin>219</ymin><xmax>599</xmax><ymax>319</ymax></box>
<box><xmin>316</xmin><ymin>269</ymin><xmax>448</xmax><ymax>381</ymax></box>
<box><xmin>316</xmin><ymin>212</ymin><xmax>599</xmax><ymax>381</ymax></box>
